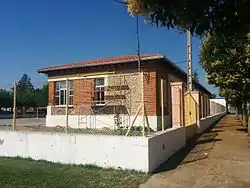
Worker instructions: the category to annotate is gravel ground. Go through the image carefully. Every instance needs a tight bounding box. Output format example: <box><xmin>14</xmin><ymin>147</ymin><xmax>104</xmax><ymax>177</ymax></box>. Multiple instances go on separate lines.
<box><xmin>0</xmin><ymin>118</ymin><xmax>45</xmax><ymax>127</ymax></box>
<box><xmin>140</xmin><ymin>115</ymin><xmax>250</xmax><ymax>188</ymax></box>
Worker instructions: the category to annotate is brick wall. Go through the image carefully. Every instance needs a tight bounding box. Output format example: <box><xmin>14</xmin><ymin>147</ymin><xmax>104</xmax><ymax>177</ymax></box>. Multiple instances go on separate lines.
<box><xmin>143</xmin><ymin>70</ymin><xmax>157</xmax><ymax>116</ymax></box>
<box><xmin>48</xmin><ymin>82</ymin><xmax>55</xmax><ymax>105</ymax></box>
<box><xmin>73</xmin><ymin>78</ymin><xmax>94</xmax><ymax>115</ymax></box>
<box><xmin>46</xmin><ymin>62</ymin><xmax>167</xmax><ymax>117</ymax></box>
<box><xmin>48</xmin><ymin>70</ymin><xmax>144</xmax><ymax>116</ymax></box>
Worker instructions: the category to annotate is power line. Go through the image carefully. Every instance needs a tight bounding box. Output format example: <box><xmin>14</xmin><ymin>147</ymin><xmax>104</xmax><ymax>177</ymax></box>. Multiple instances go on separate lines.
<box><xmin>175</xmin><ymin>59</ymin><xmax>187</xmax><ymax>64</ymax></box>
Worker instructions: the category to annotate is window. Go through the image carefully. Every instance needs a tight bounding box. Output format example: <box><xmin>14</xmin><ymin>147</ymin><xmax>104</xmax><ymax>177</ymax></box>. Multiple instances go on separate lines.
<box><xmin>94</xmin><ymin>78</ymin><xmax>105</xmax><ymax>106</ymax></box>
<box><xmin>55</xmin><ymin>80</ymin><xmax>73</xmax><ymax>105</ymax></box>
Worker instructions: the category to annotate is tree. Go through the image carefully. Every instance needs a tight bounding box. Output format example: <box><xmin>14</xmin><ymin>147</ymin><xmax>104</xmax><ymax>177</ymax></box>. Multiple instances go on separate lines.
<box><xmin>200</xmin><ymin>32</ymin><xmax>250</xmax><ymax>125</ymax></box>
<box><xmin>192</xmin><ymin>69</ymin><xmax>199</xmax><ymax>82</ymax></box>
<box><xmin>124</xmin><ymin>0</ymin><xmax>250</xmax><ymax>36</ymax></box>
<box><xmin>17</xmin><ymin>74</ymin><xmax>34</xmax><ymax>92</ymax></box>
<box><xmin>0</xmin><ymin>89</ymin><xmax>12</xmax><ymax>109</ymax></box>
<box><xmin>34</xmin><ymin>84</ymin><xmax>48</xmax><ymax>107</ymax></box>
<box><xmin>219</xmin><ymin>87</ymin><xmax>242</xmax><ymax>115</ymax></box>
<box><xmin>16</xmin><ymin>74</ymin><xmax>35</xmax><ymax>114</ymax></box>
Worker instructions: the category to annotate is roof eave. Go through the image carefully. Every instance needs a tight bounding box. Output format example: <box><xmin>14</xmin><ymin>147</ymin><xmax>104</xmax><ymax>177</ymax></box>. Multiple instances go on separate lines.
<box><xmin>162</xmin><ymin>57</ymin><xmax>212</xmax><ymax>96</ymax></box>
<box><xmin>37</xmin><ymin>55</ymin><xmax>164</xmax><ymax>74</ymax></box>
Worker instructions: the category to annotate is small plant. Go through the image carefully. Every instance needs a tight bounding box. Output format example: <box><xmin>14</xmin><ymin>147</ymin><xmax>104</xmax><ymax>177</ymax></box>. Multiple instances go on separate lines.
<box><xmin>114</xmin><ymin>112</ymin><xmax>122</xmax><ymax>128</ymax></box>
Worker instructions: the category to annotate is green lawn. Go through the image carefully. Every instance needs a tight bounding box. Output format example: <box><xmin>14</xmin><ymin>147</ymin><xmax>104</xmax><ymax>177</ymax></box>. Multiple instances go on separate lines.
<box><xmin>0</xmin><ymin>157</ymin><xmax>150</xmax><ymax>188</ymax></box>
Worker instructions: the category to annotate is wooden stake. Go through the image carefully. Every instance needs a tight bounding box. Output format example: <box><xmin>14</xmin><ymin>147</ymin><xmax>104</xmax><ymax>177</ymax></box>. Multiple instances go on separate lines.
<box><xmin>65</xmin><ymin>79</ymin><xmax>69</xmax><ymax>133</ymax></box>
<box><xmin>12</xmin><ymin>82</ymin><xmax>17</xmax><ymax>131</ymax></box>
<box><xmin>144</xmin><ymin>105</ymin><xmax>150</xmax><ymax>133</ymax></box>
<box><xmin>161</xmin><ymin>79</ymin><xmax>165</xmax><ymax>131</ymax></box>
<box><xmin>141</xmin><ymin>72</ymin><xmax>145</xmax><ymax>136</ymax></box>
<box><xmin>126</xmin><ymin>105</ymin><xmax>142</xmax><ymax>136</ymax></box>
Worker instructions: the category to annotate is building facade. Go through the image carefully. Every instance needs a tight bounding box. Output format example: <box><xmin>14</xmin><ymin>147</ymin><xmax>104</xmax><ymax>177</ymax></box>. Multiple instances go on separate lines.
<box><xmin>38</xmin><ymin>54</ymin><xmax>212</xmax><ymax>131</ymax></box>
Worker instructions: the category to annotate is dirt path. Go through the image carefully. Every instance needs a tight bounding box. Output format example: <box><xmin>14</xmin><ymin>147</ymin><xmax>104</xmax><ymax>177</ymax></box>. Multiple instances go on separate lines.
<box><xmin>140</xmin><ymin>115</ymin><xmax>250</xmax><ymax>188</ymax></box>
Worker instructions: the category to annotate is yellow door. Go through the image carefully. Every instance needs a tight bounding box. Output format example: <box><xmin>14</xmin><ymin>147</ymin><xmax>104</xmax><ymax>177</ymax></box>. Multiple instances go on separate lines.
<box><xmin>184</xmin><ymin>92</ymin><xmax>197</xmax><ymax>139</ymax></box>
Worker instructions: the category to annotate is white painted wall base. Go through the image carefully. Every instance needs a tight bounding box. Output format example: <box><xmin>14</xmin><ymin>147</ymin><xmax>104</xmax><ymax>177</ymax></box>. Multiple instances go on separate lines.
<box><xmin>197</xmin><ymin>112</ymin><xmax>226</xmax><ymax>134</ymax></box>
<box><xmin>0</xmin><ymin>131</ymin><xmax>149</xmax><ymax>172</ymax></box>
<box><xmin>0</xmin><ymin>126</ymin><xmax>186</xmax><ymax>172</ymax></box>
<box><xmin>148</xmin><ymin>126</ymin><xmax>186</xmax><ymax>171</ymax></box>
<box><xmin>46</xmin><ymin>115</ymin><xmax>171</xmax><ymax>131</ymax></box>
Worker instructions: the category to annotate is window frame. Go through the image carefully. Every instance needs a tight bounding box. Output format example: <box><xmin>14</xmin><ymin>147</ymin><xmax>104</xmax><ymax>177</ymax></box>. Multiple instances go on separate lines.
<box><xmin>54</xmin><ymin>80</ymin><xmax>73</xmax><ymax>106</ymax></box>
<box><xmin>94</xmin><ymin>77</ymin><xmax>105</xmax><ymax>106</ymax></box>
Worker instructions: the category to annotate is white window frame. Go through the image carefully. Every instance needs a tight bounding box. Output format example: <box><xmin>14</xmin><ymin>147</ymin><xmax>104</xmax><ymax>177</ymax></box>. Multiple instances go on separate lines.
<box><xmin>55</xmin><ymin>80</ymin><xmax>73</xmax><ymax>106</ymax></box>
<box><xmin>94</xmin><ymin>78</ymin><xmax>105</xmax><ymax>106</ymax></box>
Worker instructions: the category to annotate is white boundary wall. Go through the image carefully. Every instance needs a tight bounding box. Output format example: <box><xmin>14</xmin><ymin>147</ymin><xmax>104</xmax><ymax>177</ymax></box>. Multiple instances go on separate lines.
<box><xmin>0</xmin><ymin>126</ymin><xmax>186</xmax><ymax>172</ymax></box>
<box><xmin>148</xmin><ymin>126</ymin><xmax>186</xmax><ymax>171</ymax></box>
<box><xmin>0</xmin><ymin>131</ymin><xmax>149</xmax><ymax>172</ymax></box>
<box><xmin>197</xmin><ymin>112</ymin><xmax>226</xmax><ymax>134</ymax></box>
<box><xmin>210</xmin><ymin>98</ymin><xmax>226</xmax><ymax>107</ymax></box>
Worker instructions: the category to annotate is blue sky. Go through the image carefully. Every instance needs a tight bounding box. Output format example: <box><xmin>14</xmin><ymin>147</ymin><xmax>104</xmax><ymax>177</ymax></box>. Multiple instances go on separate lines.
<box><xmin>0</xmin><ymin>0</ymin><xmax>218</xmax><ymax>94</ymax></box>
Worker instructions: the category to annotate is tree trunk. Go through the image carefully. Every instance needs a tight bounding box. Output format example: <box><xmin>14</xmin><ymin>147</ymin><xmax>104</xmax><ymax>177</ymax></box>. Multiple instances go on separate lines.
<box><xmin>240</xmin><ymin>105</ymin><xmax>243</xmax><ymax>121</ymax></box>
<box><xmin>22</xmin><ymin>107</ymin><xmax>26</xmax><ymax>118</ymax></box>
<box><xmin>236</xmin><ymin>107</ymin><xmax>239</xmax><ymax>118</ymax></box>
<box><xmin>225</xmin><ymin>96</ymin><xmax>229</xmax><ymax>114</ymax></box>
<box><xmin>248</xmin><ymin>116</ymin><xmax>250</xmax><ymax>135</ymax></box>
<box><xmin>243</xmin><ymin>101</ymin><xmax>248</xmax><ymax>127</ymax></box>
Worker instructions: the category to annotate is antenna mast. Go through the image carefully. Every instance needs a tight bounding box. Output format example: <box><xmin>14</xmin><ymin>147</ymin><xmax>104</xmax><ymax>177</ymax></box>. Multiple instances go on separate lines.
<box><xmin>136</xmin><ymin>15</ymin><xmax>141</xmax><ymax>72</ymax></box>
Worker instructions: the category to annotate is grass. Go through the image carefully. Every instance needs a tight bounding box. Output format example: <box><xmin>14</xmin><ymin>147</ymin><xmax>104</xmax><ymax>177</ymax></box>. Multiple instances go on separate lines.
<box><xmin>0</xmin><ymin>157</ymin><xmax>150</xmax><ymax>188</ymax></box>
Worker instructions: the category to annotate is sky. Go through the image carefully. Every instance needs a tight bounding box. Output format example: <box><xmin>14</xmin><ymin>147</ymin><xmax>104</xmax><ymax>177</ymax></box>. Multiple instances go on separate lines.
<box><xmin>0</xmin><ymin>0</ymin><xmax>218</xmax><ymax>94</ymax></box>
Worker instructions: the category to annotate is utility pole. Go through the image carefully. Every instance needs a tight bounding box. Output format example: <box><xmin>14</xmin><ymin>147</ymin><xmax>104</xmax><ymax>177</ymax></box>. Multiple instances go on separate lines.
<box><xmin>187</xmin><ymin>30</ymin><xmax>193</xmax><ymax>91</ymax></box>
<box><xmin>65</xmin><ymin>79</ymin><xmax>69</xmax><ymax>133</ymax></box>
<box><xmin>12</xmin><ymin>82</ymin><xmax>17</xmax><ymax>131</ymax></box>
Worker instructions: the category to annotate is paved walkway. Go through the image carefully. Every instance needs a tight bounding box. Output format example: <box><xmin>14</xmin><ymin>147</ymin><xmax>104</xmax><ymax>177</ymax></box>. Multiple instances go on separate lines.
<box><xmin>140</xmin><ymin>115</ymin><xmax>250</xmax><ymax>188</ymax></box>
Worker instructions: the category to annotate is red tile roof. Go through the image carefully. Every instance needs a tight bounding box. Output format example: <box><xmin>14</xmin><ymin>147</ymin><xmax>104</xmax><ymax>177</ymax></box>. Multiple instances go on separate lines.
<box><xmin>38</xmin><ymin>54</ymin><xmax>164</xmax><ymax>73</ymax></box>
<box><xmin>37</xmin><ymin>53</ymin><xmax>213</xmax><ymax>96</ymax></box>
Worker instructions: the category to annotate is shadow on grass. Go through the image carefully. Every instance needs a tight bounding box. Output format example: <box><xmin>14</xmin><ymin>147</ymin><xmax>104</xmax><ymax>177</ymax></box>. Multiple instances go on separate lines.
<box><xmin>153</xmin><ymin>116</ymin><xmax>225</xmax><ymax>174</ymax></box>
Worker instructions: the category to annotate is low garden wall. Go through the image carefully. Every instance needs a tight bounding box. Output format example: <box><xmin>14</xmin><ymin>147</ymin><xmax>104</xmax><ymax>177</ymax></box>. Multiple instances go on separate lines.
<box><xmin>0</xmin><ymin>126</ymin><xmax>186</xmax><ymax>172</ymax></box>
<box><xmin>148</xmin><ymin>126</ymin><xmax>186</xmax><ymax>172</ymax></box>
<box><xmin>197</xmin><ymin>112</ymin><xmax>226</xmax><ymax>134</ymax></box>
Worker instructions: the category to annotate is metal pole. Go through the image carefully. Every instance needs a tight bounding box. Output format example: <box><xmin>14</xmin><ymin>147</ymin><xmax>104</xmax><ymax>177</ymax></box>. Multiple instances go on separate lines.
<box><xmin>65</xmin><ymin>79</ymin><xmax>69</xmax><ymax>133</ymax></box>
<box><xmin>12</xmin><ymin>82</ymin><xmax>17</xmax><ymax>131</ymax></box>
<box><xmin>187</xmin><ymin>30</ymin><xmax>193</xmax><ymax>91</ymax></box>
<box><xmin>136</xmin><ymin>15</ymin><xmax>141</xmax><ymax>72</ymax></box>
<box><xmin>161</xmin><ymin>79</ymin><xmax>165</xmax><ymax>131</ymax></box>
<box><xmin>141</xmin><ymin>71</ymin><xmax>145</xmax><ymax>136</ymax></box>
